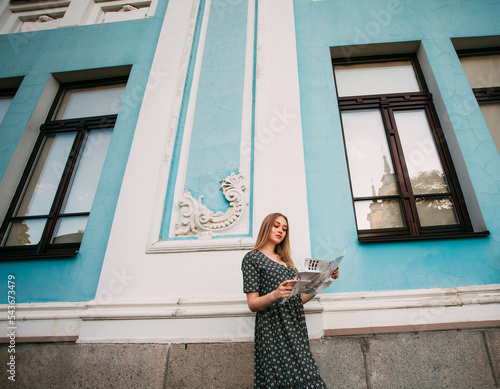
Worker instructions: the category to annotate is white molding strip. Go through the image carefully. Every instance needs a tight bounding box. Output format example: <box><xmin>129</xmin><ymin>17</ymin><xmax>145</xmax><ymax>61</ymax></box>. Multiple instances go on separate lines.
<box><xmin>1</xmin><ymin>285</ymin><xmax>498</xmax><ymax>343</ymax></box>
<box><xmin>168</xmin><ymin>0</ymin><xmax>212</xmax><ymax>239</ymax></box>
<box><xmin>320</xmin><ymin>285</ymin><xmax>500</xmax><ymax>336</ymax></box>
<box><xmin>146</xmin><ymin>236</ymin><xmax>255</xmax><ymax>253</ymax></box>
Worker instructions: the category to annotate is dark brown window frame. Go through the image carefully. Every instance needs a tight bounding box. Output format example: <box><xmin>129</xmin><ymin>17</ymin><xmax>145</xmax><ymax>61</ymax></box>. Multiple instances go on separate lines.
<box><xmin>0</xmin><ymin>77</ymin><xmax>127</xmax><ymax>261</ymax></box>
<box><xmin>333</xmin><ymin>53</ymin><xmax>489</xmax><ymax>242</ymax></box>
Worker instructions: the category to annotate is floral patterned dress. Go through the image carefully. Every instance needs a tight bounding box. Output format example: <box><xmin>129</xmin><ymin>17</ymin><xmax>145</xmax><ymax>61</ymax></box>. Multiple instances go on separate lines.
<box><xmin>242</xmin><ymin>250</ymin><xmax>327</xmax><ymax>389</ymax></box>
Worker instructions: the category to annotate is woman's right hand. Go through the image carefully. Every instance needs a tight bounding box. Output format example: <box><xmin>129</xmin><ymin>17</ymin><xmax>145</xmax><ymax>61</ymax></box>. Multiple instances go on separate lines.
<box><xmin>274</xmin><ymin>279</ymin><xmax>297</xmax><ymax>301</ymax></box>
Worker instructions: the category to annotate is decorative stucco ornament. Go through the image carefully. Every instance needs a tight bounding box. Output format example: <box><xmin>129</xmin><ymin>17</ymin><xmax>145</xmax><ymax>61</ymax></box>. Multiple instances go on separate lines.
<box><xmin>36</xmin><ymin>15</ymin><xmax>55</xmax><ymax>23</ymax></box>
<box><xmin>175</xmin><ymin>173</ymin><xmax>247</xmax><ymax>238</ymax></box>
<box><xmin>119</xmin><ymin>5</ymin><xmax>139</xmax><ymax>12</ymax></box>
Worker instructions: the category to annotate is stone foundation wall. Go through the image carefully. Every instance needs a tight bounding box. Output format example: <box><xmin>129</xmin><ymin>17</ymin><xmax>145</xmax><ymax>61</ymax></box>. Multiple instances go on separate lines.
<box><xmin>1</xmin><ymin>328</ymin><xmax>499</xmax><ymax>388</ymax></box>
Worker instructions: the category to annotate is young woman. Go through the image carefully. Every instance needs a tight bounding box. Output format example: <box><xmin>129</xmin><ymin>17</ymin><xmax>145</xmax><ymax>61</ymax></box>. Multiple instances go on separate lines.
<box><xmin>241</xmin><ymin>212</ymin><xmax>339</xmax><ymax>388</ymax></box>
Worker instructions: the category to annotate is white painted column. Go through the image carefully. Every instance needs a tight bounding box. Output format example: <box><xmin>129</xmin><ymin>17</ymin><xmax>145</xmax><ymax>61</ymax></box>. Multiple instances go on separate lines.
<box><xmin>254</xmin><ymin>0</ymin><xmax>311</xmax><ymax>263</ymax></box>
<box><xmin>59</xmin><ymin>0</ymin><xmax>92</xmax><ymax>27</ymax></box>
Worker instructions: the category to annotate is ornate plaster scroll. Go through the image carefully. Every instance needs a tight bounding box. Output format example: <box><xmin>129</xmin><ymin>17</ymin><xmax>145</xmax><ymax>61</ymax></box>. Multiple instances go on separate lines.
<box><xmin>175</xmin><ymin>173</ymin><xmax>247</xmax><ymax>238</ymax></box>
<box><xmin>36</xmin><ymin>15</ymin><xmax>56</xmax><ymax>23</ymax></box>
<box><xmin>119</xmin><ymin>5</ymin><xmax>139</xmax><ymax>12</ymax></box>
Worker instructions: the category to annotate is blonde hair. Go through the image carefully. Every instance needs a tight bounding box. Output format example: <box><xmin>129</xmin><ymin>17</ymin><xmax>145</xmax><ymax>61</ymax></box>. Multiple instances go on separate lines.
<box><xmin>254</xmin><ymin>213</ymin><xmax>296</xmax><ymax>269</ymax></box>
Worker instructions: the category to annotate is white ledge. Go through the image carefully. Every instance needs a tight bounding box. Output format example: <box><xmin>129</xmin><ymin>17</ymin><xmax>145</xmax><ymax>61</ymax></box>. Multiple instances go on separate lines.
<box><xmin>146</xmin><ymin>236</ymin><xmax>255</xmax><ymax>253</ymax></box>
<box><xmin>0</xmin><ymin>285</ymin><xmax>499</xmax><ymax>343</ymax></box>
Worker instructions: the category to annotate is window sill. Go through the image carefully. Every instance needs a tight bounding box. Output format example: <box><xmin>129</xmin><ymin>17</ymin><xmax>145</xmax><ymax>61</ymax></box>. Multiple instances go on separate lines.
<box><xmin>358</xmin><ymin>230</ymin><xmax>490</xmax><ymax>243</ymax></box>
<box><xmin>0</xmin><ymin>244</ymin><xmax>80</xmax><ymax>261</ymax></box>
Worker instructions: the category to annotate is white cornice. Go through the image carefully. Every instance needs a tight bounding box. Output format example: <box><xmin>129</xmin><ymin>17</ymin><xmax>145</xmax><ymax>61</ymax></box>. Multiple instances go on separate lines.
<box><xmin>1</xmin><ymin>285</ymin><xmax>499</xmax><ymax>343</ymax></box>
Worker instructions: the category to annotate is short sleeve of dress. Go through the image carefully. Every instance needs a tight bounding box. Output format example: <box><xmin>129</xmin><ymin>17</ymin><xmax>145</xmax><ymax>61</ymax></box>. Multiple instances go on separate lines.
<box><xmin>241</xmin><ymin>251</ymin><xmax>260</xmax><ymax>293</ymax></box>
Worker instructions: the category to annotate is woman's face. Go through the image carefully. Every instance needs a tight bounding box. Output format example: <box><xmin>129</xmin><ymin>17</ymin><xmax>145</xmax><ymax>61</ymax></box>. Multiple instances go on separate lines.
<box><xmin>268</xmin><ymin>216</ymin><xmax>287</xmax><ymax>245</ymax></box>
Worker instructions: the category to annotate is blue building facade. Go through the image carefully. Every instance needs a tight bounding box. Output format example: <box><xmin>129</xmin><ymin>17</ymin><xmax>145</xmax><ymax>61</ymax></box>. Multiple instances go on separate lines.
<box><xmin>0</xmin><ymin>0</ymin><xmax>168</xmax><ymax>303</ymax></box>
<box><xmin>0</xmin><ymin>0</ymin><xmax>498</xmax><ymax>343</ymax></box>
<box><xmin>295</xmin><ymin>0</ymin><xmax>500</xmax><ymax>293</ymax></box>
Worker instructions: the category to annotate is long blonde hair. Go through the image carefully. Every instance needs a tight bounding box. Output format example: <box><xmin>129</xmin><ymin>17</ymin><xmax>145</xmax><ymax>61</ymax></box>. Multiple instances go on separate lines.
<box><xmin>254</xmin><ymin>213</ymin><xmax>296</xmax><ymax>269</ymax></box>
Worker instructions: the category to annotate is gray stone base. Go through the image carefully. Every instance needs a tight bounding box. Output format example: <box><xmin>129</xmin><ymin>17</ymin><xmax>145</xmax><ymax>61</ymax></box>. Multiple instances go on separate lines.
<box><xmin>1</xmin><ymin>328</ymin><xmax>499</xmax><ymax>388</ymax></box>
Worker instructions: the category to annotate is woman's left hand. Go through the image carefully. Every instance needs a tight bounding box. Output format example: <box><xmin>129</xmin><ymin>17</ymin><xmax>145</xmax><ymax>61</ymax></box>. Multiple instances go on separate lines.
<box><xmin>332</xmin><ymin>267</ymin><xmax>339</xmax><ymax>279</ymax></box>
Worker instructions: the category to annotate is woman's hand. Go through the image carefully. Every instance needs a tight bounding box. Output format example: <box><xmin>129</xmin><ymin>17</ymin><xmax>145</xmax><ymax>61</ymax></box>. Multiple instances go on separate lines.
<box><xmin>302</xmin><ymin>267</ymin><xmax>340</xmax><ymax>305</ymax></box>
<box><xmin>246</xmin><ymin>279</ymin><xmax>296</xmax><ymax>312</ymax></box>
<box><xmin>273</xmin><ymin>279</ymin><xmax>297</xmax><ymax>301</ymax></box>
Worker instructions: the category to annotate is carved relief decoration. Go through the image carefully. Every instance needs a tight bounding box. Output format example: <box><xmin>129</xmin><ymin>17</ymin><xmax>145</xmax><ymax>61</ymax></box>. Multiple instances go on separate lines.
<box><xmin>36</xmin><ymin>15</ymin><xmax>56</xmax><ymax>23</ymax></box>
<box><xmin>175</xmin><ymin>173</ymin><xmax>247</xmax><ymax>238</ymax></box>
<box><xmin>119</xmin><ymin>5</ymin><xmax>139</xmax><ymax>12</ymax></box>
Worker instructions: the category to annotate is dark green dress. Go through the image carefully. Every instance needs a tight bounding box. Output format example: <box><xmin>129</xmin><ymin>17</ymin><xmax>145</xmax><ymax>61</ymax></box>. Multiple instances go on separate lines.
<box><xmin>242</xmin><ymin>250</ymin><xmax>327</xmax><ymax>389</ymax></box>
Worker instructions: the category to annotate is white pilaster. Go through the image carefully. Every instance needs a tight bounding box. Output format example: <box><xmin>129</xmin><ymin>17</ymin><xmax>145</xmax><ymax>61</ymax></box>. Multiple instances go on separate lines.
<box><xmin>253</xmin><ymin>0</ymin><xmax>311</xmax><ymax>262</ymax></box>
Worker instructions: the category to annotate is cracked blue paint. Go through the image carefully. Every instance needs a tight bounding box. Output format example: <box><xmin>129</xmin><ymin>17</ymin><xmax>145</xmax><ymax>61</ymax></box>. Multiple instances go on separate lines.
<box><xmin>293</xmin><ymin>0</ymin><xmax>500</xmax><ymax>294</ymax></box>
<box><xmin>184</xmin><ymin>0</ymin><xmax>248</xmax><ymax>212</ymax></box>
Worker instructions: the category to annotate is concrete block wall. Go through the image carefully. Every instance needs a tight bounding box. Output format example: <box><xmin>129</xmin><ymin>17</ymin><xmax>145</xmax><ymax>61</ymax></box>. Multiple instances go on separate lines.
<box><xmin>1</xmin><ymin>328</ymin><xmax>499</xmax><ymax>388</ymax></box>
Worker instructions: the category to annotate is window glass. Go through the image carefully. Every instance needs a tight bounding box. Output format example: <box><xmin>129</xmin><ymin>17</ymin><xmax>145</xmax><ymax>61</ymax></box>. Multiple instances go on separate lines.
<box><xmin>342</xmin><ymin>110</ymin><xmax>398</xmax><ymax>198</ymax></box>
<box><xmin>334</xmin><ymin>61</ymin><xmax>421</xmax><ymax>97</ymax></box>
<box><xmin>460</xmin><ymin>54</ymin><xmax>500</xmax><ymax>88</ymax></box>
<box><xmin>0</xmin><ymin>96</ymin><xmax>13</xmax><ymax>124</ymax></box>
<box><xmin>16</xmin><ymin>133</ymin><xmax>76</xmax><ymax>217</ymax></box>
<box><xmin>416</xmin><ymin>197</ymin><xmax>458</xmax><ymax>227</ymax></box>
<box><xmin>354</xmin><ymin>199</ymin><xmax>405</xmax><ymax>230</ymax></box>
<box><xmin>479</xmin><ymin>102</ymin><xmax>500</xmax><ymax>153</ymax></box>
<box><xmin>52</xmin><ymin>215</ymin><xmax>88</xmax><ymax>244</ymax></box>
<box><xmin>394</xmin><ymin>110</ymin><xmax>449</xmax><ymax>195</ymax></box>
<box><xmin>60</xmin><ymin>129</ymin><xmax>112</xmax><ymax>214</ymax></box>
<box><xmin>55</xmin><ymin>84</ymin><xmax>126</xmax><ymax>120</ymax></box>
<box><xmin>3</xmin><ymin>219</ymin><xmax>46</xmax><ymax>246</ymax></box>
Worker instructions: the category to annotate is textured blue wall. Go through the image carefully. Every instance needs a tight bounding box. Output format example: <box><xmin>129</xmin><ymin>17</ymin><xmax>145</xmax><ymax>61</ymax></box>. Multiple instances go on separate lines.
<box><xmin>161</xmin><ymin>0</ymin><xmax>251</xmax><ymax>240</ymax></box>
<box><xmin>0</xmin><ymin>0</ymin><xmax>169</xmax><ymax>303</ymax></box>
<box><xmin>293</xmin><ymin>0</ymin><xmax>500</xmax><ymax>293</ymax></box>
<box><xmin>185</xmin><ymin>0</ymin><xmax>248</xmax><ymax>212</ymax></box>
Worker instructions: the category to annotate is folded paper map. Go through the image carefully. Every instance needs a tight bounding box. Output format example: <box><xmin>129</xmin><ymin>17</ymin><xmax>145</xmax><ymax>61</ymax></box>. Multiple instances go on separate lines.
<box><xmin>282</xmin><ymin>253</ymin><xmax>344</xmax><ymax>302</ymax></box>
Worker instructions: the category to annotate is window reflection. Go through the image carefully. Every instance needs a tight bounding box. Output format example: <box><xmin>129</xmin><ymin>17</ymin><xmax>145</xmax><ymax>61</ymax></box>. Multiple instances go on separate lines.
<box><xmin>416</xmin><ymin>197</ymin><xmax>458</xmax><ymax>227</ymax></box>
<box><xmin>4</xmin><ymin>219</ymin><xmax>46</xmax><ymax>246</ymax></box>
<box><xmin>355</xmin><ymin>200</ymin><xmax>405</xmax><ymax>230</ymax></box>
<box><xmin>394</xmin><ymin>110</ymin><xmax>450</xmax><ymax>196</ymax></box>
<box><xmin>61</xmin><ymin>130</ymin><xmax>112</xmax><ymax>214</ymax></box>
<box><xmin>342</xmin><ymin>110</ymin><xmax>398</xmax><ymax>198</ymax></box>
<box><xmin>16</xmin><ymin>133</ymin><xmax>76</xmax><ymax>217</ymax></box>
<box><xmin>52</xmin><ymin>216</ymin><xmax>88</xmax><ymax>244</ymax></box>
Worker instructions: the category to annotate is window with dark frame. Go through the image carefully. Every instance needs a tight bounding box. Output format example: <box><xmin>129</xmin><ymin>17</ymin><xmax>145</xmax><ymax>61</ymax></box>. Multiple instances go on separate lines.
<box><xmin>0</xmin><ymin>88</ymin><xmax>19</xmax><ymax>125</ymax></box>
<box><xmin>457</xmin><ymin>48</ymin><xmax>500</xmax><ymax>155</ymax></box>
<box><xmin>0</xmin><ymin>77</ymin><xmax>127</xmax><ymax>260</ymax></box>
<box><xmin>332</xmin><ymin>54</ymin><xmax>486</xmax><ymax>242</ymax></box>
